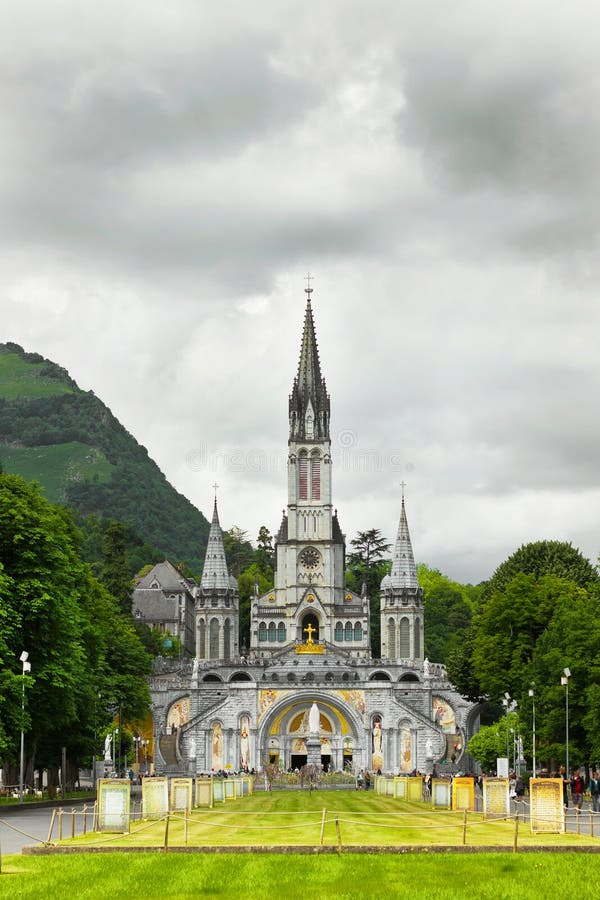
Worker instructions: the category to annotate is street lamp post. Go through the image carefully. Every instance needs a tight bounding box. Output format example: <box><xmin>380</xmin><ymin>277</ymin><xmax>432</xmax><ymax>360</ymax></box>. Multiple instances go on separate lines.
<box><xmin>561</xmin><ymin>667</ymin><xmax>570</xmax><ymax>776</ymax></box>
<box><xmin>528</xmin><ymin>687</ymin><xmax>536</xmax><ymax>778</ymax></box>
<box><xmin>19</xmin><ymin>651</ymin><xmax>31</xmax><ymax>802</ymax></box>
<box><xmin>134</xmin><ymin>735</ymin><xmax>140</xmax><ymax>771</ymax></box>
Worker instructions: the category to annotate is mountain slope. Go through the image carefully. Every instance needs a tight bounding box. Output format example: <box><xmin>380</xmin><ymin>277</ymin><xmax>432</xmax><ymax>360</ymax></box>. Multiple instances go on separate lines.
<box><xmin>0</xmin><ymin>342</ymin><xmax>209</xmax><ymax>573</ymax></box>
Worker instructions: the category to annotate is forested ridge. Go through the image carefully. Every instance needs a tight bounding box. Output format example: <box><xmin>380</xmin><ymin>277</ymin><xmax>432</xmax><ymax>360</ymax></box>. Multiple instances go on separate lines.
<box><xmin>0</xmin><ymin>342</ymin><xmax>209</xmax><ymax>573</ymax></box>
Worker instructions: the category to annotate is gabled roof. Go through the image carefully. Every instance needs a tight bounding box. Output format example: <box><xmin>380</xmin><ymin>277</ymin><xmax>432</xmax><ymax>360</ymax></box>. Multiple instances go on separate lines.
<box><xmin>136</xmin><ymin>560</ymin><xmax>190</xmax><ymax>592</ymax></box>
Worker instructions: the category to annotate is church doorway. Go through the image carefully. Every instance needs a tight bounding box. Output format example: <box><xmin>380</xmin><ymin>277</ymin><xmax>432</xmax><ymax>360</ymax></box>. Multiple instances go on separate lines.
<box><xmin>301</xmin><ymin>612</ymin><xmax>319</xmax><ymax>643</ymax></box>
<box><xmin>291</xmin><ymin>753</ymin><xmax>307</xmax><ymax>770</ymax></box>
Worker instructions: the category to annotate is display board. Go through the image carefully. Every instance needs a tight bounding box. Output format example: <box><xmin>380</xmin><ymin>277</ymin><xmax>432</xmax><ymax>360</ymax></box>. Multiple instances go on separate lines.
<box><xmin>195</xmin><ymin>778</ymin><xmax>213</xmax><ymax>808</ymax></box>
<box><xmin>431</xmin><ymin>779</ymin><xmax>452</xmax><ymax>809</ymax></box>
<box><xmin>394</xmin><ymin>777</ymin><xmax>407</xmax><ymax>800</ymax></box>
<box><xmin>213</xmin><ymin>779</ymin><xmax>225</xmax><ymax>802</ymax></box>
<box><xmin>482</xmin><ymin>777</ymin><xmax>510</xmax><ymax>820</ymax></box>
<box><xmin>530</xmin><ymin>778</ymin><xmax>564</xmax><ymax>833</ymax></box>
<box><xmin>97</xmin><ymin>779</ymin><xmax>131</xmax><ymax>833</ymax></box>
<box><xmin>407</xmin><ymin>776</ymin><xmax>423</xmax><ymax>802</ymax></box>
<box><xmin>170</xmin><ymin>778</ymin><xmax>193</xmax><ymax>813</ymax></box>
<box><xmin>142</xmin><ymin>776</ymin><xmax>169</xmax><ymax>819</ymax></box>
<box><xmin>224</xmin><ymin>779</ymin><xmax>236</xmax><ymax>800</ymax></box>
<box><xmin>452</xmin><ymin>777</ymin><xmax>475</xmax><ymax>811</ymax></box>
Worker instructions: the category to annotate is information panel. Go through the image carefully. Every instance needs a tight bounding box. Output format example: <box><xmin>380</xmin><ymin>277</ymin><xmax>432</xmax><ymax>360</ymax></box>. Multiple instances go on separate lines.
<box><xmin>224</xmin><ymin>779</ymin><xmax>236</xmax><ymax>800</ymax></box>
<box><xmin>530</xmin><ymin>778</ymin><xmax>564</xmax><ymax>833</ymax></box>
<box><xmin>394</xmin><ymin>777</ymin><xmax>407</xmax><ymax>800</ymax></box>
<box><xmin>170</xmin><ymin>778</ymin><xmax>193</xmax><ymax>813</ymax></box>
<box><xmin>407</xmin><ymin>776</ymin><xmax>423</xmax><ymax>802</ymax></box>
<box><xmin>142</xmin><ymin>776</ymin><xmax>169</xmax><ymax>819</ymax></box>
<box><xmin>482</xmin><ymin>777</ymin><xmax>510</xmax><ymax>820</ymax></box>
<box><xmin>213</xmin><ymin>779</ymin><xmax>225</xmax><ymax>802</ymax></box>
<box><xmin>97</xmin><ymin>778</ymin><xmax>130</xmax><ymax>833</ymax></box>
<box><xmin>195</xmin><ymin>778</ymin><xmax>213</xmax><ymax>808</ymax></box>
<box><xmin>452</xmin><ymin>777</ymin><xmax>475</xmax><ymax>811</ymax></box>
<box><xmin>431</xmin><ymin>779</ymin><xmax>452</xmax><ymax>809</ymax></box>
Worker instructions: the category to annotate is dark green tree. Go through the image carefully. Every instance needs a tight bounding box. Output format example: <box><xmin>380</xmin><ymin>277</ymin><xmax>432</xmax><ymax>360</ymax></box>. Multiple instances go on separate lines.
<box><xmin>346</xmin><ymin>529</ymin><xmax>391</xmax><ymax>657</ymax></box>
<box><xmin>100</xmin><ymin>520</ymin><xmax>134</xmax><ymax>615</ymax></box>
<box><xmin>481</xmin><ymin>540</ymin><xmax>598</xmax><ymax>602</ymax></box>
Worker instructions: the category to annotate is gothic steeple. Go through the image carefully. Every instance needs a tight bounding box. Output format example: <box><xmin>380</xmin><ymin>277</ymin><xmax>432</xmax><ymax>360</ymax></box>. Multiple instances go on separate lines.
<box><xmin>201</xmin><ymin>497</ymin><xmax>231</xmax><ymax>590</ymax></box>
<box><xmin>289</xmin><ymin>289</ymin><xmax>330</xmax><ymax>441</ymax></box>
<box><xmin>389</xmin><ymin>496</ymin><xmax>418</xmax><ymax>589</ymax></box>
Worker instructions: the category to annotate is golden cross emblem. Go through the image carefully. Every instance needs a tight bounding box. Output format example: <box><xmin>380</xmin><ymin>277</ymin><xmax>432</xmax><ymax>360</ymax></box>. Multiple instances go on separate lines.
<box><xmin>303</xmin><ymin>623</ymin><xmax>316</xmax><ymax>644</ymax></box>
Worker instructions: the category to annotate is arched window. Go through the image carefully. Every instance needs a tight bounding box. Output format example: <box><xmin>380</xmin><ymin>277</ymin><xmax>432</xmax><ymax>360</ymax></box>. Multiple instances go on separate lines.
<box><xmin>198</xmin><ymin>619</ymin><xmax>206</xmax><ymax>658</ymax></box>
<box><xmin>399</xmin><ymin>617</ymin><xmax>410</xmax><ymax>657</ymax></box>
<box><xmin>334</xmin><ymin>622</ymin><xmax>343</xmax><ymax>642</ymax></box>
<box><xmin>209</xmin><ymin>618</ymin><xmax>219</xmax><ymax>659</ymax></box>
<box><xmin>298</xmin><ymin>450</ymin><xmax>308</xmax><ymax>500</ymax></box>
<box><xmin>414</xmin><ymin>617</ymin><xmax>420</xmax><ymax>658</ymax></box>
<box><xmin>310</xmin><ymin>451</ymin><xmax>321</xmax><ymax>500</ymax></box>
<box><xmin>354</xmin><ymin>622</ymin><xmax>362</xmax><ymax>641</ymax></box>
<box><xmin>388</xmin><ymin>618</ymin><xmax>396</xmax><ymax>657</ymax></box>
<box><xmin>258</xmin><ymin>622</ymin><xmax>267</xmax><ymax>642</ymax></box>
<box><xmin>223</xmin><ymin>618</ymin><xmax>231</xmax><ymax>660</ymax></box>
<box><xmin>344</xmin><ymin>622</ymin><xmax>353</xmax><ymax>641</ymax></box>
<box><xmin>277</xmin><ymin>622</ymin><xmax>286</xmax><ymax>643</ymax></box>
<box><xmin>268</xmin><ymin>622</ymin><xmax>276</xmax><ymax>642</ymax></box>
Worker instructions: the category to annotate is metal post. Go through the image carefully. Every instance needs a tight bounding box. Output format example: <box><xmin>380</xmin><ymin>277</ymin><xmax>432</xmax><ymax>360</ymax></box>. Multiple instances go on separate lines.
<box><xmin>562</xmin><ymin>668</ymin><xmax>570</xmax><ymax>777</ymax></box>
<box><xmin>528</xmin><ymin>688</ymin><xmax>536</xmax><ymax>778</ymax></box>
<box><xmin>19</xmin><ymin>651</ymin><xmax>31</xmax><ymax>802</ymax></box>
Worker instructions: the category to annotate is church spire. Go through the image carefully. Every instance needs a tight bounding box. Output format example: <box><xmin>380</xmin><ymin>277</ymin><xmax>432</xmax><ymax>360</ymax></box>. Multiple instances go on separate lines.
<box><xmin>389</xmin><ymin>494</ymin><xmax>418</xmax><ymax>589</ymax></box>
<box><xmin>201</xmin><ymin>496</ymin><xmax>231</xmax><ymax>590</ymax></box>
<box><xmin>289</xmin><ymin>282</ymin><xmax>330</xmax><ymax>441</ymax></box>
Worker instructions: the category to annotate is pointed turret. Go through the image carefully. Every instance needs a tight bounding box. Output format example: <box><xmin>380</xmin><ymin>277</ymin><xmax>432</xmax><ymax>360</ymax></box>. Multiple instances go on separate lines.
<box><xmin>389</xmin><ymin>498</ymin><xmax>418</xmax><ymax>589</ymax></box>
<box><xmin>201</xmin><ymin>498</ymin><xmax>232</xmax><ymax>590</ymax></box>
<box><xmin>380</xmin><ymin>493</ymin><xmax>423</xmax><ymax>661</ymax></box>
<box><xmin>289</xmin><ymin>291</ymin><xmax>330</xmax><ymax>441</ymax></box>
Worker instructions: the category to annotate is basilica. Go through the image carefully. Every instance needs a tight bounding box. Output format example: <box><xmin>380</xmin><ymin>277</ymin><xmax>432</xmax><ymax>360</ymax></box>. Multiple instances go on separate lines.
<box><xmin>142</xmin><ymin>288</ymin><xmax>475</xmax><ymax>776</ymax></box>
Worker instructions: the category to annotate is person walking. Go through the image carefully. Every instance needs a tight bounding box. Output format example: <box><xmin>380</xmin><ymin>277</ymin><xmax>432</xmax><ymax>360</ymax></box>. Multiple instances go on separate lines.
<box><xmin>571</xmin><ymin>767</ymin><xmax>585</xmax><ymax>810</ymax></box>
<box><xmin>589</xmin><ymin>771</ymin><xmax>600</xmax><ymax>813</ymax></box>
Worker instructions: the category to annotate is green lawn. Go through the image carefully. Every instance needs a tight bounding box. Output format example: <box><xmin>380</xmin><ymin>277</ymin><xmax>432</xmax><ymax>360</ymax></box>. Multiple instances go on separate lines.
<box><xmin>52</xmin><ymin>790</ymin><xmax>599</xmax><ymax>850</ymax></box>
<box><xmin>4</xmin><ymin>852</ymin><xmax>600</xmax><ymax>899</ymax></box>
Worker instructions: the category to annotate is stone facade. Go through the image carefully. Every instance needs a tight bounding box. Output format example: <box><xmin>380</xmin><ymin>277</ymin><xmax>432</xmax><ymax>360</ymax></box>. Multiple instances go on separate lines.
<box><xmin>145</xmin><ymin>289</ymin><xmax>476</xmax><ymax>776</ymax></box>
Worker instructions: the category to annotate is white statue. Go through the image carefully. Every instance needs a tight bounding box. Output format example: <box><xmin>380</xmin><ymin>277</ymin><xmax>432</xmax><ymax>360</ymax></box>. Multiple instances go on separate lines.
<box><xmin>309</xmin><ymin>702</ymin><xmax>320</xmax><ymax>735</ymax></box>
<box><xmin>423</xmin><ymin>657</ymin><xmax>430</xmax><ymax>677</ymax></box>
<box><xmin>425</xmin><ymin>738</ymin><xmax>433</xmax><ymax>759</ymax></box>
<box><xmin>104</xmin><ymin>733</ymin><xmax>113</xmax><ymax>761</ymax></box>
<box><xmin>373</xmin><ymin>721</ymin><xmax>382</xmax><ymax>754</ymax></box>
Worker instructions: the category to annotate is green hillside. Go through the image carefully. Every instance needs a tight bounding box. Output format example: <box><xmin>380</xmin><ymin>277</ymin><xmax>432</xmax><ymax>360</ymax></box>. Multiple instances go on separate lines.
<box><xmin>0</xmin><ymin>343</ymin><xmax>209</xmax><ymax>573</ymax></box>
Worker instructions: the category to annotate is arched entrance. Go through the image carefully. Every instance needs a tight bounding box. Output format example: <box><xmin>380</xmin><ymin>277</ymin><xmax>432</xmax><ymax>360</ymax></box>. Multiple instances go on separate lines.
<box><xmin>300</xmin><ymin>612</ymin><xmax>320</xmax><ymax>644</ymax></box>
<box><xmin>257</xmin><ymin>691</ymin><xmax>364</xmax><ymax>773</ymax></box>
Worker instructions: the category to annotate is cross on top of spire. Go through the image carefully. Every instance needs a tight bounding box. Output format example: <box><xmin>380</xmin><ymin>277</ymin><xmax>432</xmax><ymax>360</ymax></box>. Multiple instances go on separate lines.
<box><xmin>304</xmin><ymin>271</ymin><xmax>314</xmax><ymax>300</ymax></box>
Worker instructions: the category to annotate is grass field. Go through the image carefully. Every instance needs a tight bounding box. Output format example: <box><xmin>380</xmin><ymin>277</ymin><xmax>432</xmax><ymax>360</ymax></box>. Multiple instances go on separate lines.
<box><xmin>0</xmin><ymin>351</ymin><xmax>73</xmax><ymax>400</ymax></box>
<box><xmin>51</xmin><ymin>790</ymin><xmax>598</xmax><ymax>850</ymax></box>
<box><xmin>4</xmin><ymin>852</ymin><xmax>600</xmax><ymax>899</ymax></box>
<box><xmin>0</xmin><ymin>442</ymin><xmax>114</xmax><ymax>503</ymax></box>
<box><xmin>5</xmin><ymin>793</ymin><xmax>600</xmax><ymax>898</ymax></box>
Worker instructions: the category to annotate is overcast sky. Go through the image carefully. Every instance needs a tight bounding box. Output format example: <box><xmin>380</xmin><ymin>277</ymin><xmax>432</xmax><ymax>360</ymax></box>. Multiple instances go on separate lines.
<box><xmin>3</xmin><ymin>1</ymin><xmax>600</xmax><ymax>583</ymax></box>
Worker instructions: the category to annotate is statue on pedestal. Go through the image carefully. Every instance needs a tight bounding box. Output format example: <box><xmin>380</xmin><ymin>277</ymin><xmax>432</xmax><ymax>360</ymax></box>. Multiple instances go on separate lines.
<box><xmin>309</xmin><ymin>702</ymin><xmax>320</xmax><ymax>735</ymax></box>
<box><xmin>104</xmin><ymin>733</ymin><xmax>113</xmax><ymax>762</ymax></box>
<box><xmin>425</xmin><ymin>738</ymin><xmax>433</xmax><ymax>760</ymax></box>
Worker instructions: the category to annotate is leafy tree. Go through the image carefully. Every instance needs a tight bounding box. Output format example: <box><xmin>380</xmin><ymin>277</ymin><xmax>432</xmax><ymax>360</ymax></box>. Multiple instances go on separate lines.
<box><xmin>255</xmin><ymin>526</ymin><xmax>274</xmax><ymax>574</ymax></box>
<box><xmin>418</xmin><ymin>565</ymin><xmax>475</xmax><ymax>665</ymax></box>
<box><xmin>0</xmin><ymin>472</ymin><xmax>151</xmax><ymax>784</ymax></box>
<box><xmin>100</xmin><ymin>521</ymin><xmax>134</xmax><ymax>615</ymax></box>
<box><xmin>346</xmin><ymin>529</ymin><xmax>391</xmax><ymax>657</ymax></box>
<box><xmin>223</xmin><ymin>527</ymin><xmax>255</xmax><ymax>576</ymax></box>
<box><xmin>468</xmin><ymin>711</ymin><xmax>520</xmax><ymax>773</ymax></box>
<box><xmin>482</xmin><ymin>540</ymin><xmax>598</xmax><ymax>602</ymax></box>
